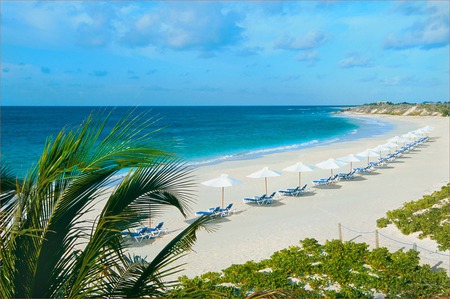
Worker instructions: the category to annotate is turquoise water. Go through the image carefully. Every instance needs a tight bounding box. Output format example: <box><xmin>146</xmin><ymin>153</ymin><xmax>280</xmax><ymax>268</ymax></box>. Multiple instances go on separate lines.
<box><xmin>1</xmin><ymin>106</ymin><xmax>392</xmax><ymax>178</ymax></box>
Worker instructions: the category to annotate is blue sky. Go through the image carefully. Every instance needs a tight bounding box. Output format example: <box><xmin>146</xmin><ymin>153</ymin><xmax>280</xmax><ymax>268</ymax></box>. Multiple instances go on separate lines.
<box><xmin>1</xmin><ymin>1</ymin><xmax>448</xmax><ymax>106</ymax></box>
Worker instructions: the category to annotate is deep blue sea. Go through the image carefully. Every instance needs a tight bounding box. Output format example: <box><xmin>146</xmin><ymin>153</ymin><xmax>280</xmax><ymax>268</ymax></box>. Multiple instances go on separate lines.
<box><xmin>1</xmin><ymin>106</ymin><xmax>393</xmax><ymax>178</ymax></box>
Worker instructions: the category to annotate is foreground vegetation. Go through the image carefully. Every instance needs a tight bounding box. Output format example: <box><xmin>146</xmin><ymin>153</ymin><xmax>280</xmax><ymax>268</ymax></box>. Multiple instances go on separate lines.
<box><xmin>342</xmin><ymin>102</ymin><xmax>449</xmax><ymax>116</ymax></box>
<box><xmin>0</xmin><ymin>111</ymin><xmax>214</xmax><ymax>298</ymax></box>
<box><xmin>170</xmin><ymin>238</ymin><xmax>450</xmax><ymax>298</ymax></box>
<box><xmin>377</xmin><ymin>184</ymin><xmax>450</xmax><ymax>251</ymax></box>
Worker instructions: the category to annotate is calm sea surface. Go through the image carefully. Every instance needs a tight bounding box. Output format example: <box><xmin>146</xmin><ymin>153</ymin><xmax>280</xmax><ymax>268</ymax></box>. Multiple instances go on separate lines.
<box><xmin>1</xmin><ymin>106</ymin><xmax>392</xmax><ymax>178</ymax></box>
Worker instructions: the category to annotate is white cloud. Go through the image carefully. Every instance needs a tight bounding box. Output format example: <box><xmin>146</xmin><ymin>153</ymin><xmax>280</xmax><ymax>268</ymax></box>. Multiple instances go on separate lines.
<box><xmin>383</xmin><ymin>2</ymin><xmax>449</xmax><ymax>50</ymax></box>
<box><xmin>275</xmin><ymin>30</ymin><xmax>330</xmax><ymax>50</ymax></box>
<box><xmin>338</xmin><ymin>53</ymin><xmax>371</xmax><ymax>68</ymax></box>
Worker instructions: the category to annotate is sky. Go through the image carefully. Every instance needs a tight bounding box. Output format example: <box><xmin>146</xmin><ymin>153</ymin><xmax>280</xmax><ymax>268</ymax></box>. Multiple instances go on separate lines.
<box><xmin>1</xmin><ymin>1</ymin><xmax>449</xmax><ymax>106</ymax></box>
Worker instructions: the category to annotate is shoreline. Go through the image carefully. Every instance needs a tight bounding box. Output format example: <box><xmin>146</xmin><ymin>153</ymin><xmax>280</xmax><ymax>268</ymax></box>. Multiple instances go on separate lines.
<box><xmin>130</xmin><ymin>113</ymin><xmax>449</xmax><ymax>278</ymax></box>
<box><xmin>185</xmin><ymin>112</ymin><xmax>395</xmax><ymax>169</ymax></box>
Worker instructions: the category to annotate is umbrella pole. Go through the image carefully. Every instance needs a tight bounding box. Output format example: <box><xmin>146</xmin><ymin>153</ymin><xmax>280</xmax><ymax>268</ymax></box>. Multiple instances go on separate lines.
<box><xmin>265</xmin><ymin>177</ymin><xmax>268</xmax><ymax>195</ymax></box>
<box><xmin>350</xmin><ymin>162</ymin><xmax>352</xmax><ymax>172</ymax></box>
<box><xmin>221</xmin><ymin>187</ymin><xmax>224</xmax><ymax>209</ymax></box>
<box><xmin>298</xmin><ymin>172</ymin><xmax>301</xmax><ymax>187</ymax></box>
<box><xmin>330</xmin><ymin>169</ymin><xmax>333</xmax><ymax>177</ymax></box>
<box><xmin>148</xmin><ymin>204</ymin><xmax>151</xmax><ymax>228</ymax></box>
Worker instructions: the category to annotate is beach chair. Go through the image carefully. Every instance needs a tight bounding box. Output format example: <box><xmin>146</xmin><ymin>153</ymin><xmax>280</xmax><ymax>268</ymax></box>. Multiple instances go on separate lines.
<box><xmin>278</xmin><ymin>184</ymin><xmax>307</xmax><ymax>196</ymax></box>
<box><xmin>149</xmin><ymin>222</ymin><xmax>167</xmax><ymax>237</ymax></box>
<box><xmin>339</xmin><ymin>170</ymin><xmax>356</xmax><ymax>180</ymax></box>
<box><xmin>329</xmin><ymin>174</ymin><xmax>340</xmax><ymax>184</ymax></box>
<box><xmin>196</xmin><ymin>206</ymin><xmax>221</xmax><ymax>217</ymax></box>
<box><xmin>313</xmin><ymin>176</ymin><xmax>332</xmax><ymax>186</ymax></box>
<box><xmin>243</xmin><ymin>192</ymin><xmax>275</xmax><ymax>205</ymax></box>
<box><xmin>261</xmin><ymin>192</ymin><xmax>277</xmax><ymax>204</ymax></box>
<box><xmin>218</xmin><ymin>203</ymin><xmax>234</xmax><ymax>217</ymax></box>
<box><xmin>122</xmin><ymin>227</ymin><xmax>154</xmax><ymax>242</ymax></box>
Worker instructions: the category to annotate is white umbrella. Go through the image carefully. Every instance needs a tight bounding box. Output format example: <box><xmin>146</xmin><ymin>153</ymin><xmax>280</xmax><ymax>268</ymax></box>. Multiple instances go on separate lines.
<box><xmin>383</xmin><ymin>142</ymin><xmax>400</xmax><ymax>153</ymax></box>
<box><xmin>356</xmin><ymin>149</ymin><xmax>380</xmax><ymax>165</ymax></box>
<box><xmin>372</xmin><ymin>144</ymin><xmax>391</xmax><ymax>157</ymax></box>
<box><xmin>388</xmin><ymin>136</ymin><xmax>409</xmax><ymax>144</ymax></box>
<box><xmin>402</xmin><ymin>132</ymin><xmax>420</xmax><ymax>140</ymax></box>
<box><xmin>315</xmin><ymin>158</ymin><xmax>347</xmax><ymax>176</ymax></box>
<box><xmin>202</xmin><ymin>174</ymin><xmax>242</xmax><ymax>208</ymax></box>
<box><xmin>283</xmin><ymin>162</ymin><xmax>315</xmax><ymax>186</ymax></box>
<box><xmin>337</xmin><ymin>154</ymin><xmax>362</xmax><ymax>172</ymax></box>
<box><xmin>383</xmin><ymin>142</ymin><xmax>399</xmax><ymax>148</ymax></box>
<box><xmin>247</xmin><ymin>167</ymin><xmax>281</xmax><ymax>195</ymax></box>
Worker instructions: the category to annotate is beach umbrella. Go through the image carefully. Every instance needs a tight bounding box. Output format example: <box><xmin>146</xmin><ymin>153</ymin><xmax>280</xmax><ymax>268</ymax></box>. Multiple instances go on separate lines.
<box><xmin>315</xmin><ymin>158</ymin><xmax>347</xmax><ymax>176</ymax></box>
<box><xmin>337</xmin><ymin>154</ymin><xmax>362</xmax><ymax>172</ymax></box>
<box><xmin>247</xmin><ymin>167</ymin><xmax>281</xmax><ymax>195</ymax></box>
<box><xmin>356</xmin><ymin>149</ymin><xmax>380</xmax><ymax>165</ymax></box>
<box><xmin>372</xmin><ymin>144</ymin><xmax>391</xmax><ymax>157</ymax></box>
<box><xmin>402</xmin><ymin>131</ymin><xmax>420</xmax><ymax>140</ymax></box>
<box><xmin>283</xmin><ymin>162</ymin><xmax>315</xmax><ymax>186</ymax></box>
<box><xmin>202</xmin><ymin>174</ymin><xmax>242</xmax><ymax>208</ymax></box>
<box><xmin>383</xmin><ymin>142</ymin><xmax>400</xmax><ymax>153</ymax></box>
<box><xmin>388</xmin><ymin>136</ymin><xmax>409</xmax><ymax>144</ymax></box>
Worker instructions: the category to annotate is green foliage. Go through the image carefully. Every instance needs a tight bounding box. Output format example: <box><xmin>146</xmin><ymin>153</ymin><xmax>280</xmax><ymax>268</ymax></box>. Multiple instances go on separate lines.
<box><xmin>348</xmin><ymin>102</ymin><xmax>450</xmax><ymax>116</ymax></box>
<box><xmin>0</xmin><ymin>111</ymin><xmax>216</xmax><ymax>298</ymax></box>
<box><xmin>377</xmin><ymin>184</ymin><xmax>450</xmax><ymax>251</ymax></box>
<box><xmin>169</xmin><ymin>238</ymin><xmax>450</xmax><ymax>298</ymax></box>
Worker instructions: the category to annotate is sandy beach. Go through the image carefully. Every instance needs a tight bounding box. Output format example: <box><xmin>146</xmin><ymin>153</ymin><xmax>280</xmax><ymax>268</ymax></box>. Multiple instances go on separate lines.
<box><xmin>128</xmin><ymin>113</ymin><xmax>449</xmax><ymax>278</ymax></box>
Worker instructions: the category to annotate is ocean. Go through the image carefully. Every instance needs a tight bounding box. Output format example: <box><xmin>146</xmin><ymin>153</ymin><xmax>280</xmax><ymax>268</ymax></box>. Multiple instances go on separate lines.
<box><xmin>1</xmin><ymin>106</ymin><xmax>392</xmax><ymax>178</ymax></box>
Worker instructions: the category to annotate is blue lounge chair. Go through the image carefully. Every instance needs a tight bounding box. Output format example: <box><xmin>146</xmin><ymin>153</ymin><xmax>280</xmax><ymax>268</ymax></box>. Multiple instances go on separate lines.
<box><xmin>196</xmin><ymin>206</ymin><xmax>220</xmax><ymax>217</ymax></box>
<box><xmin>313</xmin><ymin>176</ymin><xmax>331</xmax><ymax>186</ymax></box>
<box><xmin>218</xmin><ymin>203</ymin><xmax>234</xmax><ymax>217</ymax></box>
<box><xmin>278</xmin><ymin>184</ymin><xmax>308</xmax><ymax>196</ymax></box>
<box><xmin>149</xmin><ymin>222</ymin><xmax>167</xmax><ymax>237</ymax></box>
<box><xmin>243</xmin><ymin>192</ymin><xmax>276</xmax><ymax>205</ymax></box>
<box><xmin>313</xmin><ymin>175</ymin><xmax>339</xmax><ymax>186</ymax></box>
<box><xmin>338</xmin><ymin>170</ymin><xmax>357</xmax><ymax>180</ymax></box>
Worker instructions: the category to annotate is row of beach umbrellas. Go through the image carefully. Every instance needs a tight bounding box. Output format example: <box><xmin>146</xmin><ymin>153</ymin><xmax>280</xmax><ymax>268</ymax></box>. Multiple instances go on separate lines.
<box><xmin>201</xmin><ymin>126</ymin><xmax>433</xmax><ymax>208</ymax></box>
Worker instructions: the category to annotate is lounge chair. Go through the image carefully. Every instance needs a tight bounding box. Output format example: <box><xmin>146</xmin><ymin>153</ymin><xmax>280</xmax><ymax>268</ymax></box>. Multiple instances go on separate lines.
<box><xmin>354</xmin><ymin>165</ymin><xmax>374</xmax><ymax>173</ymax></box>
<box><xmin>218</xmin><ymin>203</ymin><xmax>234</xmax><ymax>217</ymax></box>
<box><xmin>338</xmin><ymin>170</ymin><xmax>357</xmax><ymax>180</ymax></box>
<box><xmin>243</xmin><ymin>192</ymin><xmax>276</xmax><ymax>205</ymax></box>
<box><xmin>313</xmin><ymin>175</ymin><xmax>339</xmax><ymax>186</ymax></box>
<box><xmin>196</xmin><ymin>206</ymin><xmax>221</xmax><ymax>217</ymax></box>
<box><xmin>149</xmin><ymin>222</ymin><xmax>167</xmax><ymax>237</ymax></box>
<box><xmin>278</xmin><ymin>184</ymin><xmax>308</xmax><ymax>196</ymax></box>
<box><xmin>313</xmin><ymin>176</ymin><xmax>331</xmax><ymax>186</ymax></box>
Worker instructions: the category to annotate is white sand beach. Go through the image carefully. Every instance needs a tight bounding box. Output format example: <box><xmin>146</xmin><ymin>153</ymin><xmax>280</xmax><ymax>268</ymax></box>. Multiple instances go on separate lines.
<box><xmin>128</xmin><ymin>114</ymin><xmax>449</xmax><ymax>278</ymax></box>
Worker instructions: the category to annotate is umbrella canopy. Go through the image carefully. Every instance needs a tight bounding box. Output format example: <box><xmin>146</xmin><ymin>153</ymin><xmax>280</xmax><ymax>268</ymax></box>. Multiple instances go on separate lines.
<box><xmin>412</xmin><ymin>128</ymin><xmax>429</xmax><ymax>136</ymax></box>
<box><xmin>372</xmin><ymin>144</ymin><xmax>390</xmax><ymax>157</ymax></box>
<box><xmin>356</xmin><ymin>149</ymin><xmax>380</xmax><ymax>165</ymax></box>
<box><xmin>315</xmin><ymin>158</ymin><xmax>347</xmax><ymax>176</ymax></box>
<box><xmin>402</xmin><ymin>132</ymin><xmax>420</xmax><ymax>140</ymax></box>
<box><xmin>337</xmin><ymin>154</ymin><xmax>362</xmax><ymax>172</ymax></box>
<box><xmin>383</xmin><ymin>142</ymin><xmax>399</xmax><ymax>148</ymax></box>
<box><xmin>388</xmin><ymin>136</ymin><xmax>409</xmax><ymax>144</ymax></box>
<box><xmin>283</xmin><ymin>162</ymin><xmax>315</xmax><ymax>186</ymax></box>
<box><xmin>383</xmin><ymin>142</ymin><xmax>400</xmax><ymax>153</ymax></box>
<box><xmin>247</xmin><ymin>167</ymin><xmax>281</xmax><ymax>195</ymax></box>
<box><xmin>202</xmin><ymin>174</ymin><xmax>242</xmax><ymax>208</ymax></box>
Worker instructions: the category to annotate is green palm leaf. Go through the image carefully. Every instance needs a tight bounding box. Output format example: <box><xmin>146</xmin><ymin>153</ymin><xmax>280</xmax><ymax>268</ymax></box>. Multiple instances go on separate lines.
<box><xmin>1</xmin><ymin>110</ymin><xmax>210</xmax><ymax>298</ymax></box>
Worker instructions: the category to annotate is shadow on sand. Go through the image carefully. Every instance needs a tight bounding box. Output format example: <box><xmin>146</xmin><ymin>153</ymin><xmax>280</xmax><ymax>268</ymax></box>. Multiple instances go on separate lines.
<box><xmin>313</xmin><ymin>184</ymin><xmax>342</xmax><ymax>190</ymax></box>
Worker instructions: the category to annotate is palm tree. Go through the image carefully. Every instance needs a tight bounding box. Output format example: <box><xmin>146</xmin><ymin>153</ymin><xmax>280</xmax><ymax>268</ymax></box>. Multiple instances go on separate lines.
<box><xmin>0</xmin><ymin>110</ymin><xmax>215</xmax><ymax>298</ymax></box>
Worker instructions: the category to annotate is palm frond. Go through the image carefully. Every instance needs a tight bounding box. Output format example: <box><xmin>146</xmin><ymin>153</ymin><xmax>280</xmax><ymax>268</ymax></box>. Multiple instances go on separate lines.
<box><xmin>0</xmin><ymin>162</ymin><xmax>19</xmax><ymax>193</ymax></box>
<box><xmin>112</xmin><ymin>215</ymin><xmax>217</xmax><ymax>298</ymax></box>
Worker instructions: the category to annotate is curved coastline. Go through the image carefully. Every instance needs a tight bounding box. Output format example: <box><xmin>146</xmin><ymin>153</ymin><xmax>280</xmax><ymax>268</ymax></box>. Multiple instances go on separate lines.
<box><xmin>130</xmin><ymin>113</ymin><xmax>449</xmax><ymax>280</ymax></box>
<box><xmin>187</xmin><ymin>112</ymin><xmax>396</xmax><ymax>168</ymax></box>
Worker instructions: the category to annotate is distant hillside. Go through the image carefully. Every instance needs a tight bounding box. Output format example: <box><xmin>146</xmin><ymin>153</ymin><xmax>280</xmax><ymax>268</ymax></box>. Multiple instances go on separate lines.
<box><xmin>342</xmin><ymin>102</ymin><xmax>449</xmax><ymax>116</ymax></box>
